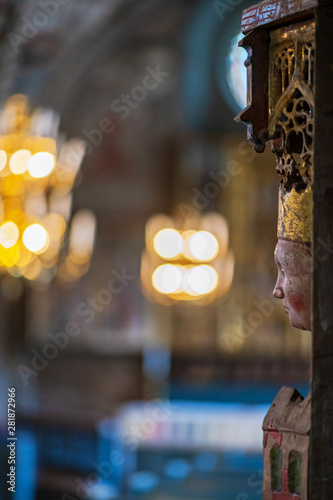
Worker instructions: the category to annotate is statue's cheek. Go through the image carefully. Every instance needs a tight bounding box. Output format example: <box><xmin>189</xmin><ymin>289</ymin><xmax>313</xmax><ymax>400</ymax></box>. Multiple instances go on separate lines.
<box><xmin>288</xmin><ymin>293</ymin><xmax>306</xmax><ymax>313</ymax></box>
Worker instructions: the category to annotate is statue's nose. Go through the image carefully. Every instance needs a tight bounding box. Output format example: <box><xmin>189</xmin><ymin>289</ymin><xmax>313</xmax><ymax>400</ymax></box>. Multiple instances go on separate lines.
<box><xmin>273</xmin><ymin>285</ymin><xmax>284</xmax><ymax>299</ymax></box>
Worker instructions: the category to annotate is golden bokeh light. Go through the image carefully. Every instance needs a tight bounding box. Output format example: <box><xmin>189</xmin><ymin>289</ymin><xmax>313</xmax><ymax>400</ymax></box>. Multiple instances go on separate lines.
<box><xmin>69</xmin><ymin>209</ymin><xmax>96</xmax><ymax>263</ymax></box>
<box><xmin>43</xmin><ymin>213</ymin><xmax>66</xmax><ymax>239</ymax></box>
<box><xmin>0</xmin><ymin>221</ymin><xmax>20</xmax><ymax>248</ymax></box>
<box><xmin>40</xmin><ymin>254</ymin><xmax>58</xmax><ymax>269</ymax></box>
<box><xmin>65</xmin><ymin>254</ymin><xmax>90</xmax><ymax>278</ymax></box>
<box><xmin>0</xmin><ymin>95</ymin><xmax>93</xmax><ymax>284</ymax></box>
<box><xmin>0</xmin><ymin>150</ymin><xmax>7</xmax><ymax>171</ymax></box>
<box><xmin>0</xmin><ymin>244</ymin><xmax>20</xmax><ymax>267</ymax></box>
<box><xmin>142</xmin><ymin>212</ymin><xmax>233</xmax><ymax>303</ymax></box>
<box><xmin>1</xmin><ymin>175</ymin><xmax>25</xmax><ymax>197</ymax></box>
<box><xmin>17</xmin><ymin>242</ymin><xmax>32</xmax><ymax>267</ymax></box>
<box><xmin>9</xmin><ymin>149</ymin><xmax>31</xmax><ymax>174</ymax></box>
<box><xmin>5</xmin><ymin>209</ymin><xmax>25</xmax><ymax>228</ymax></box>
<box><xmin>20</xmin><ymin>257</ymin><xmax>42</xmax><ymax>280</ymax></box>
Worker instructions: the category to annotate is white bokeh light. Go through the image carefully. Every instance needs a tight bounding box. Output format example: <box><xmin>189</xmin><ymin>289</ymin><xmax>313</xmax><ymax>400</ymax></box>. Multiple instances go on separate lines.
<box><xmin>23</xmin><ymin>224</ymin><xmax>49</xmax><ymax>253</ymax></box>
<box><xmin>28</xmin><ymin>152</ymin><xmax>55</xmax><ymax>178</ymax></box>
<box><xmin>187</xmin><ymin>265</ymin><xmax>218</xmax><ymax>295</ymax></box>
<box><xmin>188</xmin><ymin>231</ymin><xmax>219</xmax><ymax>261</ymax></box>
<box><xmin>153</xmin><ymin>228</ymin><xmax>183</xmax><ymax>259</ymax></box>
<box><xmin>152</xmin><ymin>264</ymin><xmax>183</xmax><ymax>294</ymax></box>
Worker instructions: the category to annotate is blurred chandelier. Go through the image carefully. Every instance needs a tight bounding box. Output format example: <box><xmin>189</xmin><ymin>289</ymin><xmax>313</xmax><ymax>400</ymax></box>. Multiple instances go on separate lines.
<box><xmin>0</xmin><ymin>94</ymin><xmax>96</xmax><ymax>284</ymax></box>
<box><xmin>141</xmin><ymin>212</ymin><xmax>234</xmax><ymax>304</ymax></box>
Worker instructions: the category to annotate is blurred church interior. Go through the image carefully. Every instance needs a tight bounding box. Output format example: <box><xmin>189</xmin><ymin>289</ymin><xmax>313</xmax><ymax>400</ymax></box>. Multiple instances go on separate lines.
<box><xmin>0</xmin><ymin>0</ymin><xmax>311</xmax><ymax>499</ymax></box>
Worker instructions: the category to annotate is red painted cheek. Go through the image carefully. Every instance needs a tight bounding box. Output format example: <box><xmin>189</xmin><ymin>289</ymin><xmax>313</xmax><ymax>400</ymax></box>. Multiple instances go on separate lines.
<box><xmin>289</xmin><ymin>295</ymin><xmax>305</xmax><ymax>312</ymax></box>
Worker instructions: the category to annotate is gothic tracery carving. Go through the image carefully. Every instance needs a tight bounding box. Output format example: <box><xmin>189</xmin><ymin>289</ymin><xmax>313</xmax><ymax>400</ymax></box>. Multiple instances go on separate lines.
<box><xmin>269</xmin><ymin>21</ymin><xmax>315</xmax><ymax>187</ymax></box>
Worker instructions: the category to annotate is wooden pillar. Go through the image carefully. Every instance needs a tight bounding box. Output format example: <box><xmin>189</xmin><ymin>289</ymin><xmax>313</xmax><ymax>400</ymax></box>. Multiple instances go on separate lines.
<box><xmin>310</xmin><ymin>1</ymin><xmax>333</xmax><ymax>497</ymax></box>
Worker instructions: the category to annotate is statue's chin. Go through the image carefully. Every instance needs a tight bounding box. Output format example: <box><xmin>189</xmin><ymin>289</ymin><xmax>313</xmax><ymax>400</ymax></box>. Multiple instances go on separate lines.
<box><xmin>289</xmin><ymin>315</ymin><xmax>311</xmax><ymax>332</ymax></box>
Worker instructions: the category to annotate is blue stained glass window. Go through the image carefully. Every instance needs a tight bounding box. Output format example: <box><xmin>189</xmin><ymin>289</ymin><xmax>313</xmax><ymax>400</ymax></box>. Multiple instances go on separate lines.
<box><xmin>226</xmin><ymin>32</ymin><xmax>247</xmax><ymax>111</ymax></box>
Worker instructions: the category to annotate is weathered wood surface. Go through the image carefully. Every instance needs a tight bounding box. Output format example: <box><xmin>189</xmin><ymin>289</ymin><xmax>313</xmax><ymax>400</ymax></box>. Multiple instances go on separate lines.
<box><xmin>263</xmin><ymin>387</ymin><xmax>310</xmax><ymax>500</ymax></box>
<box><xmin>310</xmin><ymin>1</ymin><xmax>333</xmax><ymax>499</ymax></box>
<box><xmin>234</xmin><ymin>30</ymin><xmax>269</xmax><ymax>152</ymax></box>
<box><xmin>241</xmin><ymin>0</ymin><xmax>318</xmax><ymax>33</ymax></box>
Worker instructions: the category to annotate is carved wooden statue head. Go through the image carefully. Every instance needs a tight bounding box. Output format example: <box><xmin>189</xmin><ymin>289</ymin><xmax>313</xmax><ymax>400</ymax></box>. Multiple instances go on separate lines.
<box><xmin>273</xmin><ymin>239</ymin><xmax>312</xmax><ymax>331</ymax></box>
<box><xmin>272</xmin><ymin>179</ymin><xmax>313</xmax><ymax>331</ymax></box>
<box><xmin>234</xmin><ymin>6</ymin><xmax>315</xmax><ymax>331</ymax></box>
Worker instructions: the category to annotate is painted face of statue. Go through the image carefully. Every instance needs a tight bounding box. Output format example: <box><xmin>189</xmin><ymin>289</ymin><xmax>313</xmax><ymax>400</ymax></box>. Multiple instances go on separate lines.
<box><xmin>273</xmin><ymin>239</ymin><xmax>312</xmax><ymax>331</ymax></box>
